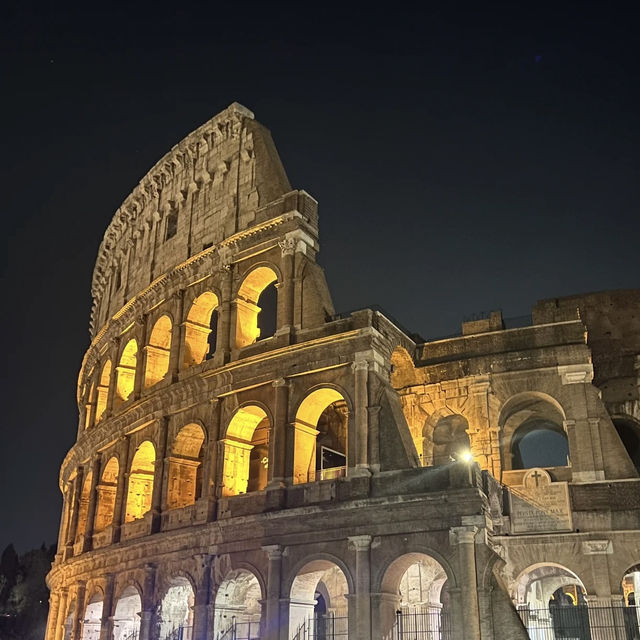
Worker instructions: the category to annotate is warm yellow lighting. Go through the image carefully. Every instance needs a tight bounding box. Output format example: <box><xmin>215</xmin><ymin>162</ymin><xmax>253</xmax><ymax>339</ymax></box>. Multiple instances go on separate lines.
<box><xmin>75</xmin><ymin>471</ymin><xmax>93</xmax><ymax>541</ymax></box>
<box><xmin>459</xmin><ymin>450</ymin><xmax>473</xmax><ymax>463</ymax></box>
<box><xmin>144</xmin><ymin>315</ymin><xmax>172</xmax><ymax>387</ymax></box>
<box><xmin>95</xmin><ymin>360</ymin><xmax>111</xmax><ymax>422</ymax></box>
<box><xmin>167</xmin><ymin>424</ymin><xmax>205</xmax><ymax>510</ymax></box>
<box><xmin>125</xmin><ymin>441</ymin><xmax>155</xmax><ymax>522</ymax></box>
<box><xmin>293</xmin><ymin>388</ymin><xmax>346</xmax><ymax>484</ymax></box>
<box><xmin>235</xmin><ymin>267</ymin><xmax>278</xmax><ymax>348</ymax></box>
<box><xmin>94</xmin><ymin>457</ymin><xmax>118</xmax><ymax>532</ymax></box>
<box><xmin>221</xmin><ymin>406</ymin><xmax>270</xmax><ymax>496</ymax></box>
<box><xmin>116</xmin><ymin>339</ymin><xmax>138</xmax><ymax>405</ymax></box>
<box><xmin>183</xmin><ymin>292</ymin><xmax>219</xmax><ymax>368</ymax></box>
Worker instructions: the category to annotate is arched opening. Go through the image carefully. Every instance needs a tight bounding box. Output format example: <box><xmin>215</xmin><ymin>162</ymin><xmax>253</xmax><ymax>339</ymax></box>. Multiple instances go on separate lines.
<box><xmin>429</xmin><ymin>414</ymin><xmax>470</xmax><ymax>466</ymax></box>
<box><xmin>289</xmin><ymin>560</ymin><xmax>349</xmax><ymax>639</ymax></box>
<box><xmin>613</xmin><ymin>417</ymin><xmax>640</xmax><ymax>473</ymax></box>
<box><xmin>235</xmin><ymin>266</ymin><xmax>278</xmax><ymax>348</ymax></box>
<box><xmin>512</xmin><ymin>563</ymin><xmax>590</xmax><ymax>639</ymax></box>
<box><xmin>293</xmin><ymin>389</ymin><xmax>348</xmax><ymax>484</ymax></box>
<box><xmin>144</xmin><ymin>315</ymin><xmax>172</xmax><ymax>388</ymax></box>
<box><xmin>94</xmin><ymin>457</ymin><xmax>119</xmax><ymax>533</ymax></box>
<box><xmin>158</xmin><ymin>576</ymin><xmax>195</xmax><ymax>639</ymax></box>
<box><xmin>511</xmin><ymin>420</ymin><xmax>569</xmax><ymax>470</ymax></box>
<box><xmin>95</xmin><ymin>360</ymin><xmax>111</xmax><ymax>422</ymax></box>
<box><xmin>115</xmin><ymin>340</ymin><xmax>138</xmax><ymax>407</ymax></box>
<box><xmin>75</xmin><ymin>471</ymin><xmax>93</xmax><ymax>543</ymax></box>
<box><xmin>499</xmin><ymin>393</ymin><xmax>568</xmax><ymax>472</ymax></box>
<box><xmin>212</xmin><ymin>569</ymin><xmax>262</xmax><ymax>639</ymax></box>
<box><xmin>182</xmin><ymin>292</ymin><xmax>219</xmax><ymax>369</ymax></box>
<box><xmin>379</xmin><ymin>553</ymin><xmax>449</xmax><ymax>639</ymax></box>
<box><xmin>125</xmin><ymin>441</ymin><xmax>155</xmax><ymax>522</ymax></box>
<box><xmin>167</xmin><ymin>424</ymin><xmax>206</xmax><ymax>510</ymax></box>
<box><xmin>221</xmin><ymin>406</ymin><xmax>270</xmax><ymax>496</ymax></box>
<box><xmin>112</xmin><ymin>585</ymin><xmax>141</xmax><ymax>640</ymax></box>
<box><xmin>81</xmin><ymin>592</ymin><xmax>103</xmax><ymax>640</ymax></box>
<box><xmin>622</xmin><ymin>564</ymin><xmax>640</xmax><ymax>637</ymax></box>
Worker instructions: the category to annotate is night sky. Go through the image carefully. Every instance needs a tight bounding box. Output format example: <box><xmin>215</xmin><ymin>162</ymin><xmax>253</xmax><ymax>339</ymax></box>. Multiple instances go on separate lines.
<box><xmin>1</xmin><ymin>2</ymin><xmax>638</xmax><ymax>552</ymax></box>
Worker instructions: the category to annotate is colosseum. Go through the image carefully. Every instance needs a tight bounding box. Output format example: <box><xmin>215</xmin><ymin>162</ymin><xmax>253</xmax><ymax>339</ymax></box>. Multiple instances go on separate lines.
<box><xmin>45</xmin><ymin>103</ymin><xmax>640</xmax><ymax>640</ymax></box>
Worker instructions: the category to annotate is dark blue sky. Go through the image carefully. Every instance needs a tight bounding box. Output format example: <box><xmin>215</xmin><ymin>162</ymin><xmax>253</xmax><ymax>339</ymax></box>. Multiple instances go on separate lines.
<box><xmin>1</xmin><ymin>1</ymin><xmax>638</xmax><ymax>551</ymax></box>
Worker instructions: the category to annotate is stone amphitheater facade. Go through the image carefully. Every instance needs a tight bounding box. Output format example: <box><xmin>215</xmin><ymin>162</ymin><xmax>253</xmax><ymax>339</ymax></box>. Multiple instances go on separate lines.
<box><xmin>46</xmin><ymin>103</ymin><xmax>640</xmax><ymax>640</ymax></box>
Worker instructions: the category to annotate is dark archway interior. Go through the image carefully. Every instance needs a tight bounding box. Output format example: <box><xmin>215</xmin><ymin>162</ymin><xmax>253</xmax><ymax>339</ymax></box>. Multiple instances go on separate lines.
<box><xmin>512</xmin><ymin>420</ymin><xmax>569</xmax><ymax>469</ymax></box>
<box><xmin>257</xmin><ymin>282</ymin><xmax>278</xmax><ymax>340</ymax></box>
<box><xmin>206</xmin><ymin>308</ymin><xmax>219</xmax><ymax>360</ymax></box>
<box><xmin>613</xmin><ymin>418</ymin><xmax>640</xmax><ymax>472</ymax></box>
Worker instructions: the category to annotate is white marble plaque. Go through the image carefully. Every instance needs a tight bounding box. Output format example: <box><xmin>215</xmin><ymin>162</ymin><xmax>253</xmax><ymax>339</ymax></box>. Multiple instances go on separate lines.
<box><xmin>509</xmin><ymin>468</ymin><xmax>573</xmax><ymax>534</ymax></box>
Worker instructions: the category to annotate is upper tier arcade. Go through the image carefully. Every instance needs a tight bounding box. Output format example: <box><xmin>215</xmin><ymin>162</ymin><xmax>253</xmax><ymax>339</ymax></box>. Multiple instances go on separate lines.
<box><xmin>91</xmin><ymin>103</ymin><xmax>302</xmax><ymax>336</ymax></box>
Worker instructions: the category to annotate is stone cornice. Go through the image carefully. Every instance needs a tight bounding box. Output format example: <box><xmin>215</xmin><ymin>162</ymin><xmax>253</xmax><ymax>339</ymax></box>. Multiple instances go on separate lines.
<box><xmin>91</xmin><ymin>103</ymin><xmax>253</xmax><ymax>307</ymax></box>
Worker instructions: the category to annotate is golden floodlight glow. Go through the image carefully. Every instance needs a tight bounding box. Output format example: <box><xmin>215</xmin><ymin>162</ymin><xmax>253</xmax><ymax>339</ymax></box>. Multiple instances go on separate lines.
<box><xmin>144</xmin><ymin>315</ymin><xmax>172</xmax><ymax>388</ymax></box>
<box><xmin>459</xmin><ymin>450</ymin><xmax>474</xmax><ymax>463</ymax></box>
<box><xmin>167</xmin><ymin>424</ymin><xmax>205</xmax><ymax>510</ymax></box>
<box><xmin>125</xmin><ymin>441</ymin><xmax>155</xmax><ymax>522</ymax></box>
<box><xmin>116</xmin><ymin>339</ymin><xmax>138</xmax><ymax>405</ymax></box>
<box><xmin>235</xmin><ymin>266</ymin><xmax>278</xmax><ymax>348</ymax></box>
<box><xmin>221</xmin><ymin>406</ymin><xmax>269</xmax><ymax>496</ymax></box>
<box><xmin>183</xmin><ymin>292</ymin><xmax>219</xmax><ymax>368</ymax></box>
<box><xmin>293</xmin><ymin>387</ymin><xmax>346</xmax><ymax>484</ymax></box>
<box><xmin>94</xmin><ymin>456</ymin><xmax>119</xmax><ymax>533</ymax></box>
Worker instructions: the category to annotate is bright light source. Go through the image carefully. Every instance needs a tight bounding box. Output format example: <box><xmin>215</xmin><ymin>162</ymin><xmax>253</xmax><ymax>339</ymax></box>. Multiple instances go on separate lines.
<box><xmin>459</xmin><ymin>450</ymin><xmax>473</xmax><ymax>463</ymax></box>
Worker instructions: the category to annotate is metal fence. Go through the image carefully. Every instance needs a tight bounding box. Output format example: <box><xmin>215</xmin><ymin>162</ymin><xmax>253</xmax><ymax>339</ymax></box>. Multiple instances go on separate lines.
<box><xmin>216</xmin><ymin>619</ymin><xmax>261</xmax><ymax>640</ymax></box>
<box><xmin>386</xmin><ymin>609</ymin><xmax>452</xmax><ymax>640</ymax></box>
<box><xmin>162</xmin><ymin>625</ymin><xmax>193</xmax><ymax>640</ymax></box>
<box><xmin>518</xmin><ymin>605</ymin><xmax>640</xmax><ymax>640</ymax></box>
<box><xmin>290</xmin><ymin>615</ymin><xmax>348</xmax><ymax>640</ymax></box>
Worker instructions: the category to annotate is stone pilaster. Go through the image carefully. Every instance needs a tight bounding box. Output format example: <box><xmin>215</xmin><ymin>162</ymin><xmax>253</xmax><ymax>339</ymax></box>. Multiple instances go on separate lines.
<box><xmin>53</xmin><ymin>587</ymin><xmax>68</xmax><ymax>640</ymax></box>
<box><xmin>44</xmin><ymin>591</ymin><xmax>60</xmax><ymax>640</ymax></box>
<box><xmin>139</xmin><ymin>563</ymin><xmax>157</xmax><ymax>640</ymax></box>
<box><xmin>99</xmin><ymin>574</ymin><xmax>115</xmax><ymax>640</ymax></box>
<box><xmin>268</xmin><ymin>378</ymin><xmax>289</xmax><ymax>487</ymax></box>
<box><xmin>82</xmin><ymin>455</ymin><xmax>102</xmax><ymax>552</ymax></box>
<box><xmin>151</xmin><ymin>417</ymin><xmax>169</xmax><ymax>533</ymax></box>
<box><xmin>71</xmin><ymin>581</ymin><xmax>86</xmax><ymax>640</ymax></box>
<box><xmin>450</xmin><ymin>526</ymin><xmax>481</xmax><ymax>640</ymax></box>
<box><xmin>65</xmin><ymin>467</ymin><xmax>84</xmax><ymax>557</ymax></box>
<box><xmin>192</xmin><ymin>554</ymin><xmax>212</xmax><ymax>640</ymax></box>
<box><xmin>349</xmin><ymin>535</ymin><xmax>372</xmax><ymax>640</ymax></box>
<box><xmin>263</xmin><ymin>545</ymin><xmax>283</xmax><ymax>640</ymax></box>
<box><xmin>351</xmin><ymin>358</ymin><xmax>370</xmax><ymax>475</ymax></box>
<box><xmin>112</xmin><ymin>436</ymin><xmax>130</xmax><ymax>543</ymax></box>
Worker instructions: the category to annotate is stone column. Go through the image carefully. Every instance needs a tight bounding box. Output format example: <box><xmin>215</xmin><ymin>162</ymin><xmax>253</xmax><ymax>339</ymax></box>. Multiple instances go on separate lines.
<box><xmin>45</xmin><ymin>591</ymin><xmax>61</xmax><ymax>640</ymax></box>
<box><xmin>112</xmin><ymin>436</ymin><xmax>131</xmax><ymax>543</ymax></box>
<box><xmin>133</xmin><ymin>316</ymin><xmax>148</xmax><ymax>400</ymax></box>
<box><xmin>57</xmin><ymin>487</ymin><xmax>71</xmax><ymax>556</ymax></box>
<box><xmin>214</xmin><ymin>264</ymin><xmax>233</xmax><ymax>365</ymax></box>
<box><xmin>278</xmin><ymin>237</ymin><xmax>296</xmax><ymax>331</ymax></box>
<box><xmin>262</xmin><ymin>545</ymin><xmax>283</xmax><ymax>640</ymax></box>
<box><xmin>99</xmin><ymin>574</ymin><xmax>116</xmax><ymax>640</ymax></box>
<box><xmin>65</xmin><ymin>467</ymin><xmax>85</xmax><ymax>557</ymax></box>
<box><xmin>105</xmin><ymin>338</ymin><xmax>120</xmax><ymax>418</ymax></box>
<box><xmin>193</xmin><ymin>554</ymin><xmax>212</xmax><ymax>640</ymax></box>
<box><xmin>82</xmin><ymin>455</ymin><xmax>102</xmax><ymax>552</ymax></box>
<box><xmin>268</xmin><ymin>379</ymin><xmax>289</xmax><ymax>487</ymax></box>
<box><xmin>151</xmin><ymin>417</ymin><xmax>169</xmax><ymax>533</ymax></box>
<box><xmin>202</xmin><ymin>399</ymin><xmax>220</xmax><ymax>521</ymax></box>
<box><xmin>349</xmin><ymin>535</ymin><xmax>372</xmax><ymax>640</ymax></box>
<box><xmin>139</xmin><ymin>564</ymin><xmax>157</xmax><ymax>640</ymax></box>
<box><xmin>370</xmin><ymin>592</ymin><xmax>401</xmax><ymax>640</ymax></box>
<box><xmin>351</xmin><ymin>359</ymin><xmax>370</xmax><ymax>475</ymax></box>
<box><xmin>168</xmin><ymin>290</ymin><xmax>184</xmax><ymax>379</ymax></box>
<box><xmin>71</xmin><ymin>581</ymin><xmax>86</xmax><ymax>640</ymax></box>
<box><xmin>54</xmin><ymin>587</ymin><xmax>69</xmax><ymax>640</ymax></box>
<box><xmin>450</xmin><ymin>526</ymin><xmax>481</xmax><ymax>640</ymax></box>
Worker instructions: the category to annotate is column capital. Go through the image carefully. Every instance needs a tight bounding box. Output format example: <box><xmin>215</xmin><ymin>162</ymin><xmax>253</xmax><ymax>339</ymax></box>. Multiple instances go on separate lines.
<box><xmin>351</xmin><ymin>360</ymin><xmax>370</xmax><ymax>372</ymax></box>
<box><xmin>262</xmin><ymin>544</ymin><xmax>283</xmax><ymax>559</ymax></box>
<box><xmin>272</xmin><ymin>378</ymin><xmax>288</xmax><ymax>388</ymax></box>
<box><xmin>449</xmin><ymin>526</ymin><xmax>478</xmax><ymax>545</ymax></box>
<box><xmin>348</xmin><ymin>535</ymin><xmax>372</xmax><ymax>551</ymax></box>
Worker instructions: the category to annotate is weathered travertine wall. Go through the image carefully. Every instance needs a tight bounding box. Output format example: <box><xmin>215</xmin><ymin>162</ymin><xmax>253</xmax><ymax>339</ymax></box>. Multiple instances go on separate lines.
<box><xmin>46</xmin><ymin>104</ymin><xmax>640</xmax><ymax>640</ymax></box>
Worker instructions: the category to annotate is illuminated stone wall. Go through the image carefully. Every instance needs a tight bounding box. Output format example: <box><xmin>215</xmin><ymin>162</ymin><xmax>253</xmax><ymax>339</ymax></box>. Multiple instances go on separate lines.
<box><xmin>46</xmin><ymin>104</ymin><xmax>640</xmax><ymax>640</ymax></box>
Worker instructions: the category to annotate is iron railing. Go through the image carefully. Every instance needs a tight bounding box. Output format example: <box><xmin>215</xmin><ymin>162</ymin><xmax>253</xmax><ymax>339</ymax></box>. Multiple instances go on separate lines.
<box><xmin>518</xmin><ymin>605</ymin><xmax>640</xmax><ymax>640</ymax></box>
<box><xmin>162</xmin><ymin>625</ymin><xmax>193</xmax><ymax>640</ymax></box>
<box><xmin>216</xmin><ymin>618</ymin><xmax>261</xmax><ymax>640</ymax></box>
<box><xmin>387</xmin><ymin>609</ymin><xmax>452</xmax><ymax>640</ymax></box>
<box><xmin>290</xmin><ymin>614</ymin><xmax>348</xmax><ymax>640</ymax></box>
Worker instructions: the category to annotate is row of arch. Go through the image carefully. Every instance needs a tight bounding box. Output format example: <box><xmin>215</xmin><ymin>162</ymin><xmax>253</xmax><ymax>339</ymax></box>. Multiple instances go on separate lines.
<box><xmin>84</xmin><ymin>265</ymin><xmax>280</xmax><ymax>428</ymax></box>
<box><xmin>424</xmin><ymin>392</ymin><xmax>640</xmax><ymax>474</ymax></box>
<box><xmin>67</xmin><ymin>386</ymin><xmax>351</xmax><ymax>550</ymax></box>
<box><xmin>57</xmin><ymin>551</ymin><xmax>453</xmax><ymax>640</ymax></box>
